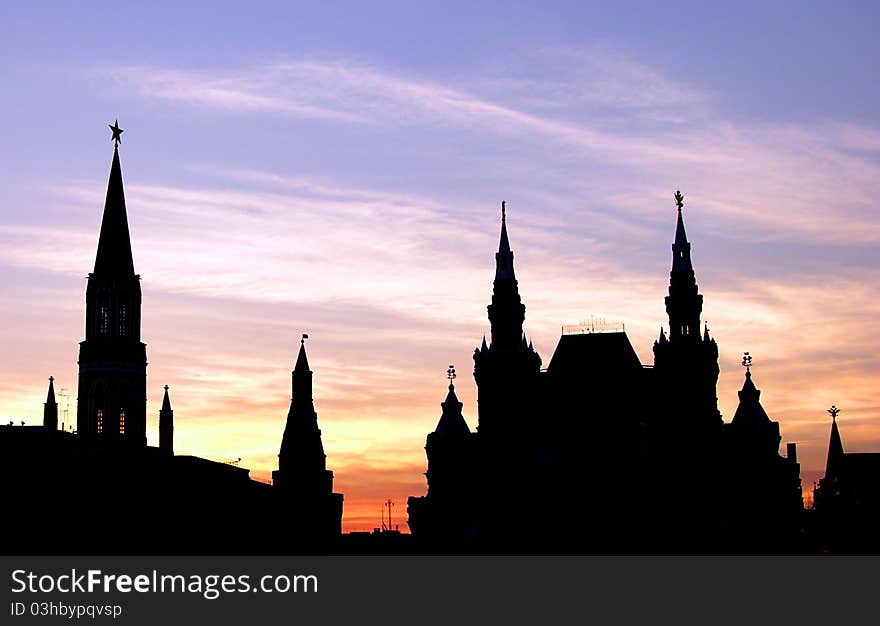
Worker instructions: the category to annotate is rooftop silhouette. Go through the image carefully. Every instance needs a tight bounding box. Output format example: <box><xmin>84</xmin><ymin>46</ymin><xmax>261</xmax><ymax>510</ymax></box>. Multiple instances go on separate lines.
<box><xmin>3</xmin><ymin>130</ymin><xmax>879</xmax><ymax>555</ymax></box>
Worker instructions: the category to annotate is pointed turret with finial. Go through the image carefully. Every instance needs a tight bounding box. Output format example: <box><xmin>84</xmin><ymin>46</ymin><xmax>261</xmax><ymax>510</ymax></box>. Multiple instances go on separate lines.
<box><xmin>824</xmin><ymin>405</ymin><xmax>844</xmax><ymax>481</ymax></box>
<box><xmin>159</xmin><ymin>385</ymin><xmax>174</xmax><ymax>456</ymax></box>
<box><xmin>274</xmin><ymin>334</ymin><xmax>335</xmax><ymax>496</ymax></box>
<box><xmin>652</xmin><ymin>189</ymin><xmax>721</xmax><ymax>430</ymax></box>
<box><xmin>433</xmin><ymin>365</ymin><xmax>471</xmax><ymax>440</ymax></box>
<box><xmin>43</xmin><ymin>376</ymin><xmax>58</xmax><ymax>431</ymax></box>
<box><xmin>665</xmin><ymin>190</ymin><xmax>702</xmax><ymax>341</ymax></box>
<box><xmin>486</xmin><ymin>200</ymin><xmax>526</xmax><ymax>352</ymax></box>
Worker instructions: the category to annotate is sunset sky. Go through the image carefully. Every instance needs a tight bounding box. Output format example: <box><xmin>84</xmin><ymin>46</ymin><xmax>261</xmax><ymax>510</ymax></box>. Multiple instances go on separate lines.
<box><xmin>2</xmin><ymin>2</ymin><xmax>879</xmax><ymax>530</ymax></box>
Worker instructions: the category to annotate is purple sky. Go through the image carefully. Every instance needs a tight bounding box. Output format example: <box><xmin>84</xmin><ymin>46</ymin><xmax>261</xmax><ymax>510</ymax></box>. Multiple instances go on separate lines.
<box><xmin>2</xmin><ymin>2</ymin><xmax>879</xmax><ymax>528</ymax></box>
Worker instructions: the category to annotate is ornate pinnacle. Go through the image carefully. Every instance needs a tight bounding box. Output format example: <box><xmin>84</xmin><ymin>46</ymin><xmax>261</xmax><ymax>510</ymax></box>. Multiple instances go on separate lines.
<box><xmin>741</xmin><ymin>351</ymin><xmax>752</xmax><ymax>372</ymax></box>
<box><xmin>674</xmin><ymin>190</ymin><xmax>684</xmax><ymax>211</ymax></box>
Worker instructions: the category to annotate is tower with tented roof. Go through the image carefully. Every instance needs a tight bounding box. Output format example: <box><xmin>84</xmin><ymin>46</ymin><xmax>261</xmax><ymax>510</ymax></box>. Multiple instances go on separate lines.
<box><xmin>76</xmin><ymin>121</ymin><xmax>148</xmax><ymax>447</ymax></box>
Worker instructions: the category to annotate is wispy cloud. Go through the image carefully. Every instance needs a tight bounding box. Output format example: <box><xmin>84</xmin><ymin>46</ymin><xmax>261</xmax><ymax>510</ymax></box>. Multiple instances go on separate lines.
<box><xmin>478</xmin><ymin>43</ymin><xmax>712</xmax><ymax>118</ymax></box>
<box><xmin>98</xmin><ymin>53</ymin><xmax>880</xmax><ymax>247</ymax></box>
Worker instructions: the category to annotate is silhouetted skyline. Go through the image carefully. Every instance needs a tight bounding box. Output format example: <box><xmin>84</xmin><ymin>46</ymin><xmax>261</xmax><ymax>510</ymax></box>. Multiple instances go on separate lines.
<box><xmin>3</xmin><ymin>122</ymin><xmax>879</xmax><ymax>553</ymax></box>
<box><xmin>2</xmin><ymin>3</ymin><xmax>880</xmax><ymax>532</ymax></box>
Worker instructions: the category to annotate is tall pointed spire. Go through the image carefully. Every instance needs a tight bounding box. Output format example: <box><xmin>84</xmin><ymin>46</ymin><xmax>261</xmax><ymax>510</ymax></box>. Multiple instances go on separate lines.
<box><xmin>93</xmin><ymin>127</ymin><xmax>135</xmax><ymax>277</ymax></box>
<box><xmin>495</xmin><ymin>200</ymin><xmax>515</xmax><ymax>281</ymax></box>
<box><xmin>292</xmin><ymin>334</ymin><xmax>312</xmax><ymax>402</ymax></box>
<box><xmin>486</xmin><ymin>201</ymin><xmax>526</xmax><ymax>351</ymax></box>
<box><xmin>43</xmin><ymin>376</ymin><xmax>58</xmax><ymax>431</ymax></box>
<box><xmin>159</xmin><ymin>385</ymin><xmax>174</xmax><ymax>456</ymax></box>
<box><xmin>161</xmin><ymin>385</ymin><xmax>172</xmax><ymax>412</ymax></box>
<box><xmin>653</xmin><ymin>189</ymin><xmax>720</xmax><ymax>433</ymax></box>
<box><xmin>674</xmin><ymin>194</ymin><xmax>688</xmax><ymax>244</ymax></box>
<box><xmin>277</xmin><ymin>334</ymin><xmax>327</xmax><ymax>479</ymax></box>
<box><xmin>294</xmin><ymin>334</ymin><xmax>310</xmax><ymax>374</ymax></box>
<box><xmin>663</xmin><ymin>190</ymin><xmax>702</xmax><ymax>342</ymax></box>
<box><xmin>273</xmin><ymin>335</ymin><xmax>343</xmax><ymax>537</ymax></box>
<box><xmin>672</xmin><ymin>190</ymin><xmax>693</xmax><ymax>272</ymax></box>
<box><xmin>77</xmin><ymin>122</ymin><xmax>148</xmax><ymax>447</ymax></box>
<box><xmin>46</xmin><ymin>376</ymin><xmax>56</xmax><ymax>404</ymax></box>
<box><xmin>824</xmin><ymin>406</ymin><xmax>845</xmax><ymax>480</ymax></box>
<box><xmin>474</xmin><ymin>200</ymin><xmax>541</xmax><ymax>439</ymax></box>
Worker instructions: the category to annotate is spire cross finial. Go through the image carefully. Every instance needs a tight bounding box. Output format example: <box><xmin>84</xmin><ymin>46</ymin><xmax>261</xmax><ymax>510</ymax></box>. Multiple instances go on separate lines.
<box><xmin>501</xmin><ymin>200</ymin><xmax>506</xmax><ymax>222</ymax></box>
<box><xmin>828</xmin><ymin>405</ymin><xmax>841</xmax><ymax>420</ymax></box>
<box><xmin>49</xmin><ymin>376</ymin><xmax>54</xmax><ymax>382</ymax></box>
<box><xmin>674</xmin><ymin>190</ymin><xmax>684</xmax><ymax>211</ymax></box>
<box><xmin>164</xmin><ymin>384</ymin><xmax>169</xmax><ymax>392</ymax></box>
<box><xmin>741</xmin><ymin>351</ymin><xmax>752</xmax><ymax>372</ymax></box>
<box><xmin>447</xmin><ymin>364</ymin><xmax>456</xmax><ymax>382</ymax></box>
<box><xmin>109</xmin><ymin>119</ymin><xmax>124</xmax><ymax>147</ymax></box>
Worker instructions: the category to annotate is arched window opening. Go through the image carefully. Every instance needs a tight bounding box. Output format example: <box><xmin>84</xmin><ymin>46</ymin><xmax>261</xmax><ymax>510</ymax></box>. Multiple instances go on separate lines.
<box><xmin>118</xmin><ymin>304</ymin><xmax>127</xmax><ymax>337</ymax></box>
<box><xmin>99</xmin><ymin>304</ymin><xmax>110</xmax><ymax>336</ymax></box>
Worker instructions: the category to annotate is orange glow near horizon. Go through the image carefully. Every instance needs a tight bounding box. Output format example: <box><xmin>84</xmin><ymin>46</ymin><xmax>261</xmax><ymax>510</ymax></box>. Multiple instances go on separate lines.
<box><xmin>2</xmin><ymin>253</ymin><xmax>873</xmax><ymax>533</ymax></box>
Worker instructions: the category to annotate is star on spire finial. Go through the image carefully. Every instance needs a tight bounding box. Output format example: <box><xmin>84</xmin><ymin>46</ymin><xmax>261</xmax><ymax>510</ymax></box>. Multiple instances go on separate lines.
<box><xmin>109</xmin><ymin>119</ymin><xmax>124</xmax><ymax>147</ymax></box>
<box><xmin>741</xmin><ymin>351</ymin><xmax>752</xmax><ymax>372</ymax></box>
<box><xmin>828</xmin><ymin>405</ymin><xmax>841</xmax><ymax>420</ymax></box>
<box><xmin>674</xmin><ymin>190</ymin><xmax>684</xmax><ymax>211</ymax></box>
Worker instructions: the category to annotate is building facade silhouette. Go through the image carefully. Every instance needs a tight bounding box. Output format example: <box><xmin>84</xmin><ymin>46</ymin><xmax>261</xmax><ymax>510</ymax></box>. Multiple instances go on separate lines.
<box><xmin>408</xmin><ymin>194</ymin><xmax>805</xmax><ymax>552</ymax></box>
<box><xmin>721</xmin><ymin>364</ymin><xmax>802</xmax><ymax>548</ymax></box>
<box><xmin>813</xmin><ymin>409</ymin><xmax>880</xmax><ymax>552</ymax></box>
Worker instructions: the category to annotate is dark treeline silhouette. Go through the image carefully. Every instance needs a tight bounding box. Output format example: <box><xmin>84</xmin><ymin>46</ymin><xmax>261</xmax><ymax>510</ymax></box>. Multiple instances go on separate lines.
<box><xmin>2</xmin><ymin>128</ymin><xmax>878</xmax><ymax>555</ymax></box>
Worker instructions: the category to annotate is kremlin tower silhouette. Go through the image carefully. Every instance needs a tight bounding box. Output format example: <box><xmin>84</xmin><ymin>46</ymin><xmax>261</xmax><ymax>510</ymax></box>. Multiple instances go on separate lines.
<box><xmin>0</xmin><ymin>123</ymin><xmax>342</xmax><ymax>554</ymax></box>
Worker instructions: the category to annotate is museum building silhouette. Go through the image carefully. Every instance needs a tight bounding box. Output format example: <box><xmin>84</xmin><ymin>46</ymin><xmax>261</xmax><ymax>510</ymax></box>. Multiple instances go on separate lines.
<box><xmin>407</xmin><ymin>196</ymin><xmax>805</xmax><ymax>551</ymax></box>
